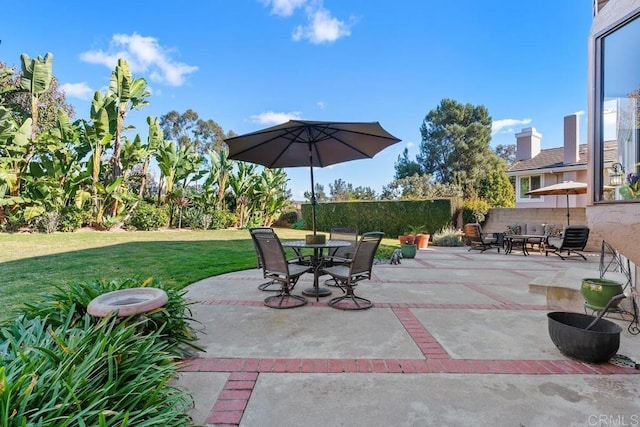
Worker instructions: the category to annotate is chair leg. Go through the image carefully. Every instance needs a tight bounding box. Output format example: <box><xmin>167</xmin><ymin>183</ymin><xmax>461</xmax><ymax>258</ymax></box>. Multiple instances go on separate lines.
<box><xmin>327</xmin><ymin>285</ymin><xmax>372</xmax><ymax>310</ymax></box>
<box><xmin>258</xmin><ymin>279</ymin><xmax>280</xmax><ymax>291</ymax></box>
<box><xmin>263</xmin><ymin>277</ymin><xmax>307</xmax><ymax>309</ymax></box>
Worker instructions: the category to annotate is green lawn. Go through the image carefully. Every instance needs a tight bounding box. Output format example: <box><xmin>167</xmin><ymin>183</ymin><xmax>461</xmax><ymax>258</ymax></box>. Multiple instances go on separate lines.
<box><xmin>0</xmin><ymin>228</ymin><xmax>398</xmax><ymax>323</ymax></box>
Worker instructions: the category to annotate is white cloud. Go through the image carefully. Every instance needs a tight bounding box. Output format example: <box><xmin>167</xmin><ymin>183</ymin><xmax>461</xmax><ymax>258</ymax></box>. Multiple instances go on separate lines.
<box><xmin>491</xmin><ymin>118</ymin><xmax>532</xmax><ymax>135</ymax></box>
<box><xmin>79</xmin><ymin>33</ymin><xmax>198</xmax><ymax>87</ymax></box>
<box><xmin>292</xmin><ymin>5</ymin><xmax>351</xmax><ymax>44</ymax></box>
<box><xmin>259</xmin><ymin>0</ymin><xmax>307</xmax><ymax>16</ymax></box>
<box><xmin>250</xmin><ymin>111</ymin><xmax>302</xmax><ymax>125</ymax></box>
<box><xmin>574</xmin><ymin>110</ymin><xmax>585</xmax><ymax>116</ymax></box>
<box><xmin>316</xmin><ymin>101</ymin><xmax>325</xmax><ymax>109</ymax></box>
<box><xmin>406</xmin><ymin>141</ymin><xmax>415</xmax><ymax>149</ymax></box>
<box><xmin>60</xmin><ymin>82</ymin><xmax>94</xmax><ymax>101</ymax></box>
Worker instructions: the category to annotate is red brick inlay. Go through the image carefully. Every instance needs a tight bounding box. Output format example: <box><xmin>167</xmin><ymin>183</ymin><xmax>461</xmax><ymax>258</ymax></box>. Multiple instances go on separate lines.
<box><xmin>391</xmin><ymin>307</ymin><xmax>450</xmax><ymax>359</ymax></box>
<box><xmin>205</xmin><ymin>372</ymin><xmax>258</xmax><ymax>426</ymax></box>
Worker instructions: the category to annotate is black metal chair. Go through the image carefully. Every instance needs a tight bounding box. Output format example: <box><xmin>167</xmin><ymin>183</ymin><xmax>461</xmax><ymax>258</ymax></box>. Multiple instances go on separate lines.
<box><xmin>545</xmin><ymin>225</ymin><xmax>590</xmax><ymax>260</ymax></box>
<box><xmin>463</xmin><ymin>223</ymin><xmax>501</xmax><ymax>253</ymax></box>
<box><xmin>251</xmin><ymin>230</ymin><xmax>312</xmax><ymax>308</ymax></box>
<box><xmin>323</xmin><ymin>227</ymin><xmax>359</xmax><ymax>287</ymax></box>
<box><xmin>250</xmin><ymin>227</ymin><xmax>310</xmax><ymax>291</ymax></box>
<box><xmin>320</xmin><ymin>232</ymin><xmax>384</xmax><ymax>310</ymax></box>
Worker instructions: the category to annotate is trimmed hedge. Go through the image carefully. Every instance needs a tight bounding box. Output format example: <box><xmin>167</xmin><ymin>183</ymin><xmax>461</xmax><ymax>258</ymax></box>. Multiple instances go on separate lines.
<box><xmin>300</xmin><ymin>198</ymin><xmax>463</xmax><ymax>238</ymax></box>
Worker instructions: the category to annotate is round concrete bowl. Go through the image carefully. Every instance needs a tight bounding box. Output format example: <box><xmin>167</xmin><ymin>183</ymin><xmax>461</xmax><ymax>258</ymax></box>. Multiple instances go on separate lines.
<box><xmin>547</xmin><ymin>311</ymin><xmax>622</xmax><ymax>363</ymax></box>
<box><xmin>87</xmin><ymin>288</ymin><xmax>168</xmax><ymax>317</ymax></box>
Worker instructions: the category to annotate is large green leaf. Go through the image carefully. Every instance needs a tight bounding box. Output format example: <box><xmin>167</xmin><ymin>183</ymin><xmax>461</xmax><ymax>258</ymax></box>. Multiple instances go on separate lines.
<box><xmin>19</xmin><ymin>53</ymin><xmax>54</xmax><ymax>95</ymax></box>
<box><xmin>23</xmin><ymin>205</ymin><xmax>45</xmax><ymax>221</ymax></box>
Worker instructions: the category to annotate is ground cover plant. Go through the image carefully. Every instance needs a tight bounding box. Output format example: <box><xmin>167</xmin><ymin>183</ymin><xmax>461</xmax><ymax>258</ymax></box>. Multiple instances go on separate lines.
<box><xmin>0</xmin><ymin>277</ymin><xmax>199</xmax><ymax>426</ymax></box>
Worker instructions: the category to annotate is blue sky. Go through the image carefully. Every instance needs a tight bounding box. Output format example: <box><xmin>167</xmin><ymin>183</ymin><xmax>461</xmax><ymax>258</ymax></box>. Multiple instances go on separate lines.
<box><xmin>2</xmin><ymin>0</ymin><xmax>593</xmax><ymax>200</ymax></box>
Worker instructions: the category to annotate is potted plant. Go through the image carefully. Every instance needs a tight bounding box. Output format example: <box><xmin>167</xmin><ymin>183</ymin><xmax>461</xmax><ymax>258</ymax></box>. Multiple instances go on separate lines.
<box><xmin>408</xmin><ymin>224</ymin><xmax>430</xmax><ymax>250</ymax></box>
<box><xmin>399</xmin><ymin>235</ymin><xmax>417</xmax><ymax>258</ymax></box>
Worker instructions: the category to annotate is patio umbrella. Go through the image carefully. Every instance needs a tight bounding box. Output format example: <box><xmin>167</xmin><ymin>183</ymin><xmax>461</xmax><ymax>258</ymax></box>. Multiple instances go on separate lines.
<box><xmin>225</xmin><ymin>120</ymin><xmax>401</xmax><ymax>233</ymax></box>
<box><xmin>525</xmin><ymin>181</ymin><xmax>587</xmax><ymax>225</ymax></box>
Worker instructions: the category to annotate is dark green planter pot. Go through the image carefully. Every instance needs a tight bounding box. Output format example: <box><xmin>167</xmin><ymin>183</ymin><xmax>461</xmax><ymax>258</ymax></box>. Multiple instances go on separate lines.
<box><xmin>401</xmin><ymin>243</ymin><xmax>417</xmax><ymax>259</ymax></box>
<box><xmin>581</xmin><ymin>278</ymin><xmax>624</xmax><ymax>311</ymax></box>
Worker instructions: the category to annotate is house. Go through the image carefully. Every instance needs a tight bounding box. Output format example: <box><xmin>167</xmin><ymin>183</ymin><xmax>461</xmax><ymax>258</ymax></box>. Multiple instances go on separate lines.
<box><xmin>507</xmin><ymin>114</ymin><xmax>619</xmax><ymax>209</ymax></box>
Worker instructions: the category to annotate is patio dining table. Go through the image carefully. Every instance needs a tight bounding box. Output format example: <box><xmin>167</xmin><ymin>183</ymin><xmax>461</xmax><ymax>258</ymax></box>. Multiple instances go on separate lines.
<box><xmin>282</xmin><ymin>239</ymin><xmax>351</xmax><ymax>301</ymax></box>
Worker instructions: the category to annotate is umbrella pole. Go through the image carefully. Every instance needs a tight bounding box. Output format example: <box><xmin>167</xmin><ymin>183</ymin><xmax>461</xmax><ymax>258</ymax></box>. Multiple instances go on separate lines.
<box><xmin>566</xmin><ymin>193</ymin><xmax>570</xmax><ymax>226</ymax></box>
<box><xmin>309</xmin><ymin>145</ymin><xmax>317</xmax><ymax>235</ymax></box>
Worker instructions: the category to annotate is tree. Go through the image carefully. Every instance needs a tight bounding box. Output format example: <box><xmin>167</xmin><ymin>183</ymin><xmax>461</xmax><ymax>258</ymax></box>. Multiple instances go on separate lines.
<box><xmin>329</xmin><ymin>179</ymin><xmax>352</xmax><ymax>201</ymax></box>
<box><xmin>381</xmin><ymin>174</ymin><xmax>463</xmax><ymax>200</ymax></box>
<box><xmin>478</xmin><ymin>156</ymin><xmax>515</xmax><ymax>207</ymax></box>
<box><xmin>160</xmin><ymin>109</ymin><xmax>234</xmax><ymax>156</ymax></box>
<box><xmin>394</xmin><ymin>147</ymin><xmax>422</xmax><ymax>179</ymax></box>
<box><xmin>494</xmin><ymin>143</ymin><xmax>517</xmax><ymax>167</ymax></box>
<box><xmin>303</xmin><ymin>183</ymin><xmax>326</xmax><ymax>203</ymax></box>
<box><xmin>415</xmin><ymin>98</ymin><xmax>494</xmax><ymax>198</ymax></box>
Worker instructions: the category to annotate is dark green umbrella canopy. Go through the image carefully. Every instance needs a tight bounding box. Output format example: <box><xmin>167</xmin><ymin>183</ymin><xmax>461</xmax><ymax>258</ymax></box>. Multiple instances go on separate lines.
<box><xmin>225</xmin><ymin>120</ymin><xmax>401</xmax><ymax>232</ymax></box>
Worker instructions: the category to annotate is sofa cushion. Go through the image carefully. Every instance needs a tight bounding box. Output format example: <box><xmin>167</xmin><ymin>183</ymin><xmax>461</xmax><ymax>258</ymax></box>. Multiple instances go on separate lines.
<box><xmin>526</xmin><ymin>223</ymin><xmax>545</xmax><ymax>236</ymax></box>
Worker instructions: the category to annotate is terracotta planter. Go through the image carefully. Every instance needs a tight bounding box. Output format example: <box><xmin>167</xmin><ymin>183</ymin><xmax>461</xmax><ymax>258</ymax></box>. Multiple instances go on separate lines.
<box><xmin>581</xmin><ymin>278</ymin><xmax>624</xmax><ymax>311</ymax></box>
<box><xmin>415</xmin><ymin>233</ymin><xmax>430</xmax><ymax>250</ymax></box>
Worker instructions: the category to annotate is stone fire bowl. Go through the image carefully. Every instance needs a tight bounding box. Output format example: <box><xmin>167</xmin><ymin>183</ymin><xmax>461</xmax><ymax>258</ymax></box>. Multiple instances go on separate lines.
<box><xmin>87</xmin><ymin>288</ymin><xmax>168</xmax><ymax>317</ymax></box>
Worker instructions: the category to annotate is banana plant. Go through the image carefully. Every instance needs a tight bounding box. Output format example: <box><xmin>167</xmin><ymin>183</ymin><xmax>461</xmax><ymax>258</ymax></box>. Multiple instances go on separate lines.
<box><xmin>19</xmin><ymin>53</ymin><xmax>53</xmax><ymax>138</ymax></box>
<box><xmin>204</xmin><ymin>148</ymin><xmax>235</xmax><ymax>209</ymax></box>
<box><xmin>227</xmin><ymin>162</ymin><xmax>258</xmax><ymax>227</ymax></box>
<box><xmin>108</xmin><ymin>58</ymin><xmax>150</xmax><ymax>180</ymax></box>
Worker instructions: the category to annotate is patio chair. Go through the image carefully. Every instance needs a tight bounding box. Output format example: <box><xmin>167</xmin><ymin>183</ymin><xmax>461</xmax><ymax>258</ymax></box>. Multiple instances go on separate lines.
<box><xmin>320</xmin><ymin>231</ymin><xmax>384</xmax><ymax>310</ymax></box>
<box><xmin>545</xmin><ymin>225</ymin><xmax>590</xmax><ymax>260</ymax></box>
<box><xmin>250</xmin><ymin>227</ymin><xmax>310</xmax><ymax>291</ymax></box>
<box><xmin>251</xmin><ymin>230</ymin><xmax>312</xmax><ymax>308</ymax></box>
<box><xmin>463</xmin><ymin>223</ymin><xmax>501</xmax><ymax>253</ymax></box>
<box><xmin>323</xmin><ymin>227</ymin><xmax>359</xmax><ymax>287</ymax></box>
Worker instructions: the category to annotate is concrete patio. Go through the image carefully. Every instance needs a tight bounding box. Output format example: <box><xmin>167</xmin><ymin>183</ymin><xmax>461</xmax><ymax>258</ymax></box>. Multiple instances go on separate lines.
<box><xmin>175</xmin><ymin>246</ymin><xmax>640</xmax><ymax>427</ymax></box>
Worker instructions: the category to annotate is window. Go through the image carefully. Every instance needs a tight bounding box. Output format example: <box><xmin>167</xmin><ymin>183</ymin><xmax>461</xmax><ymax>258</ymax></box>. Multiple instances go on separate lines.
<box><xmin>596</xmin><ymin>13</ymin><xmax>640</xmax><ymax>201</ymax></box>
<box><xmin>518</xmin><ymin>175</ymin><xmax>541</xmax><ymax>200</ymax></box>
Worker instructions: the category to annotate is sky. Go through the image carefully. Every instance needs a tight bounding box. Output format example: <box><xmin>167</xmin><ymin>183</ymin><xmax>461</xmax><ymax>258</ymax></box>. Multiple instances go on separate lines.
<box><xmin>2</xmin><ymin>0</ymin><xmax>594</xmax><ymax>201</ymax></box>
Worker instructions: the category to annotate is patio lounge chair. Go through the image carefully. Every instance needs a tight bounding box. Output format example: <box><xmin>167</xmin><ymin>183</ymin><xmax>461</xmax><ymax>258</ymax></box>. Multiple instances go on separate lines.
<box><xmin>250</xmin><ymin>230</ymin><xmax>312</xmax><ymax>308</ymax></box>
<box><xmin>463</xmin><ymin>223</ymin><xmax>501</xmax><ymax>253</ymax></box>
<box><xmin>545</xmin><ymin>225</ymin><xmax>590</xmax><ymax>260</ymax></box>
<box><xmin>320</xmin><ymin>231</ymin><xmax>384</xmax><ymax>310</ymax></box>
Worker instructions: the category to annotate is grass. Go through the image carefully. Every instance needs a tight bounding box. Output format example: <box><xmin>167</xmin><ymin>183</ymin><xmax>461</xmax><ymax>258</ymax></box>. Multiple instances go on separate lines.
<box><xmin>0</xmin><ymin>228</ymin><xmax>399</xmax><ymax>323</ymax></box>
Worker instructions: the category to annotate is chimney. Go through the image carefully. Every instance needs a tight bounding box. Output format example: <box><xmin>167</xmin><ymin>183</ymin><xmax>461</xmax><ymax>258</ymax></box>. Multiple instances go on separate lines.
<box><xmin>563</xmin><ymin>114</ymin><xmax>579</xmax><ymax>164</ymax></box>
<box><xmin>515</xmin><ymin>127</ymin><xmax>542</xmax><ymax>161</ymax></box>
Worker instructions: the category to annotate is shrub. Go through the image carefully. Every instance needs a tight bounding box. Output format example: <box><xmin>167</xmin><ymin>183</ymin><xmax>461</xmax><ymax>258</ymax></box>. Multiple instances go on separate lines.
<box><xmin>59</xmin><ymin>206</ymin><xmax>86</xmax><ymax>232</ymax></box>
<box><xmin>125</xmin><ymin>202</ymin><xmax>169</xmax><ymax>231</ymax></box>
<box><xmin>462</xmin><ymin>198</ymin><xmax>491</xmax><ymax>225</ymax></box>
<box><xmin>36</xmin><ymin>211</ymin><xmax>60</xmax><ymax>233</ymax></box>
<box><xmin>18</xmin><ymin>277</ymin><xmax>202</xmax><ymax>357</ymax></box>
<box><xmin>291</xmin><ymin>218</ymin><xmax>306</xmax><ymax>229</ymax></box>
<box><xmin>432</xmin><ymin>226</ymin><xmax>465</xmax><ymax>247</ymax></box>
<box><xmin>208</xmin><ymin>209</ymin><xmax>236</xmax><ymax>230</ymax></box>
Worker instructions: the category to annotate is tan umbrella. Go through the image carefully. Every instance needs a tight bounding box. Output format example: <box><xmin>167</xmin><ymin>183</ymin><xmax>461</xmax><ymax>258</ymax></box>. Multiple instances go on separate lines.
<box><xmin>225</xmin><ymin>120</ymin><xmax>401</xmax><ymax>233</ymax></box>
<box><xmin>525</xmin><ymin>181</ymin><xmax>587</xmax><ymax>225</ymax></box>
